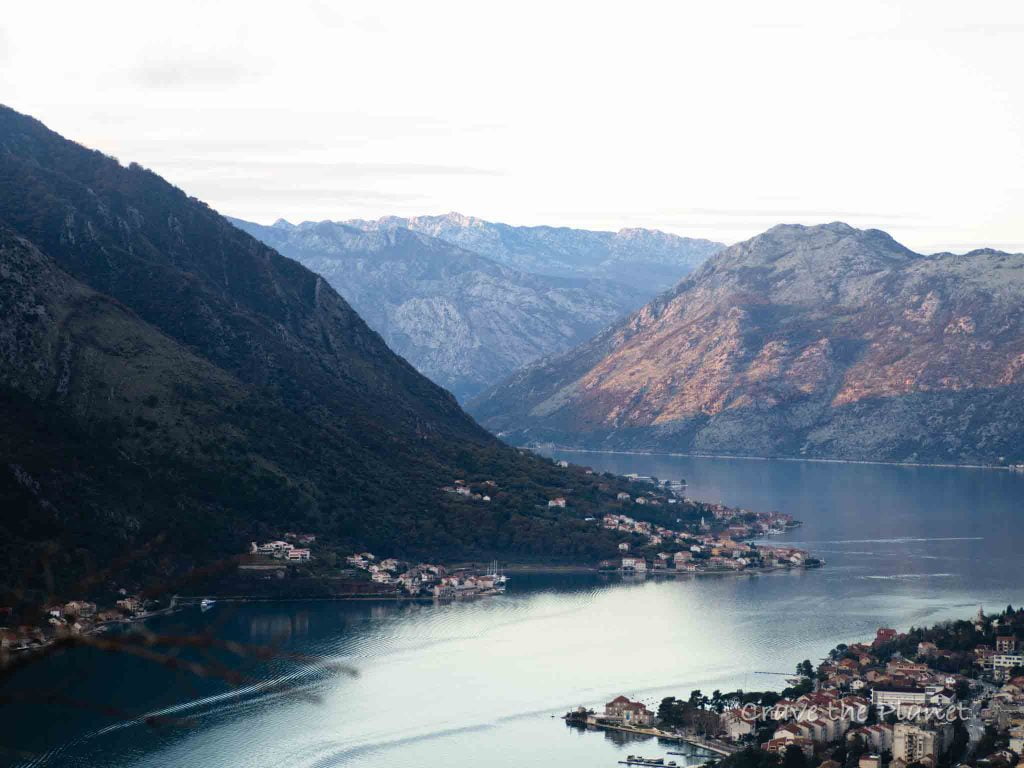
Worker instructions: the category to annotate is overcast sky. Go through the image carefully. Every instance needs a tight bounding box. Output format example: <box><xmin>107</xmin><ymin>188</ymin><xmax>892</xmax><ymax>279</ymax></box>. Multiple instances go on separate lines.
<box><xmin>2</xmin><ymin>1</ymin><xmax>1022</xmax><ymax>252</ymax></box>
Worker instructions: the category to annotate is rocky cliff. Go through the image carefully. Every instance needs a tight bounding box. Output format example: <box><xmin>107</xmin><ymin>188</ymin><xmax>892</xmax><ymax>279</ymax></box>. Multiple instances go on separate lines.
<box><xmin>470</xmin><ymin>223</ymin><xmax>1024</xmax><ymax>464</ymax></box>
<box><xmin>230</xmin><ymin>218</ymin><xmax>647</xmax><ymax>400</ymax></box>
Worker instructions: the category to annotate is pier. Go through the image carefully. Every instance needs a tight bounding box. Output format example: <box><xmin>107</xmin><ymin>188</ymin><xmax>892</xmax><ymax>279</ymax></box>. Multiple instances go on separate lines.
<box><xmin>668</xmin><ymin>735</ymin><xmax>740</xmax><ymax>756</ymax></box>
<box><xmin>565</xmin><ymin>715</ymin><xmax>739</xmax><ymax>757</ymax></box>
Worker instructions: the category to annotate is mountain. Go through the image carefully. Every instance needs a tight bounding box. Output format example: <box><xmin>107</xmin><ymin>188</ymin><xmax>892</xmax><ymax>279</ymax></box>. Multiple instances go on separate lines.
<box><xmin>0</xmin><ymin>105</ymin><xmax>664</xmax><ymax>600</ymax></box>
<box><xmin>469</xmin><ymin>223</ymin><xmax>1024</xmax><ymax>465</ymax></box>
<box><xmin>229</xmin><ymin>218</ymin><xmax>647</xmax><ymax>400</ymax></box>
<box><xmin>345</xmin><ymin>212</ymin><xmax>724</xmax><ymax>292</ymax></box>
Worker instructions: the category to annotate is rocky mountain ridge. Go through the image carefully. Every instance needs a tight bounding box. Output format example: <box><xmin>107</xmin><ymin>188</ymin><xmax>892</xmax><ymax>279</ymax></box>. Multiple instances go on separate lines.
<box><xmin>230</xmin><ymin>217</ymin><xmax>648</xmax><ymax>400</ymax></box>
<box><xmin>343</xmin><ymin>211</ymin><xmax>724</xmax><ymax>292</ymax></box>
<box><xmin>469</xmin><ymin>223</ymin><xmax>1024</xmax><ymax>464</ymax></box>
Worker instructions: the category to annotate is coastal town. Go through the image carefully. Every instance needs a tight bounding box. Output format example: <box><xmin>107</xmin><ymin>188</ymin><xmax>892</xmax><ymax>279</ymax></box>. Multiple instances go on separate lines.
<box><xmin>566</xmin><ymin>605</ymin><xmax>1024</xmax><ymax>768</ymax></box>
<box><xmin>442</xmin><ymin>469</ymin><xmax>820</xmax><ymax>578</ymax></box>
<box><xmin>0</xmin><ymin>461</ymin><xmax>827</xmax><ymax>652</ymax></box>
<box><xmin>0</xmin><ymin>593</ymin><xmax>159</xmax><ymax>652</ymax></box>
<box><xmin>344</xmin><ymin>552</ymin><xmax>507</xmax><ymax>598</ymax></box>
<box><xmin>598</xmin><ymin>508</ymin><xmax>815</xmax><ymax>576</ymax></box>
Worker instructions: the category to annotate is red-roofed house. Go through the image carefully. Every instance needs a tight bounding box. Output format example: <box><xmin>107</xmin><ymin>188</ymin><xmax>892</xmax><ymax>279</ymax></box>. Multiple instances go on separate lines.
<box><xmin>873</xmin><ymin>628</ymin><xmax>898</xmax><ymax>647</ymax></box>
<box><xmin>604</xmin><ymin>695</ymin><xmax>654</xmax><ymax>726</ymax></box>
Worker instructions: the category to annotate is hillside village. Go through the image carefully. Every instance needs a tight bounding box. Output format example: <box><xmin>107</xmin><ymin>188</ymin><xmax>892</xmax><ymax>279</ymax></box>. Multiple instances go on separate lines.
<box><xmin>440</xmin><ymin>467</ymin><xmax>818</xmax><ymax>576</ymax></box>
<box><xmin>600</xmin><ymin>508</ymin><xmax>813</xmax><ymax>575</ymax></box>
<box><xmin>0</xmin><ymin>593</ymin><xmax>157</xmax><ymax>651</ymax></box>
<box><xmin>567</xmin><ymin>606</ymin><xmax>1024</xmax><ymax>768</ymax></box>
<box><xmin>345</xmin><ymin>553</ymin><xmax>506</xmax><ymax>598</ymax></box>
<box><xmin>0</xmin><ymin>461</ymin><xmax>820</xmax><ymax>652</ymax></box>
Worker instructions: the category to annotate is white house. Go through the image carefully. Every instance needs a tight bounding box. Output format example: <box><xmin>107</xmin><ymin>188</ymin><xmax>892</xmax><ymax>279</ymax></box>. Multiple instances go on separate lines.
<box><xmin>723</xmin><ymin>708</ymin><xmax>756</xmax><ymax>740</ymax></box>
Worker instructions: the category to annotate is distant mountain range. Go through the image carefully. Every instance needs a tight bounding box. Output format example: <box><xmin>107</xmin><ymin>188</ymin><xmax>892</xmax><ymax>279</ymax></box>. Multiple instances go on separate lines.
<box><xmin>470</xmin><ymin>223</ymin><xmax>1024</xmax><ymax>465</ymax></box>
<box><xmin>229</xmin><ymin>218</ymin><xmax>654</xmax><ymax>400</ymax></box>
<box><xmin>344</xmin><ymin>212</ymin><xmax>724</xmax><ymax>292</ymax></box>
<box><xmin>0</xmin><ymin>105</ymin><xmax>666</xmax><ymax>598</ymax></box>
<box><xmin>232</xmin><ymin>215</ymin><xmax>722</xmax><ymax>400</ymax></box>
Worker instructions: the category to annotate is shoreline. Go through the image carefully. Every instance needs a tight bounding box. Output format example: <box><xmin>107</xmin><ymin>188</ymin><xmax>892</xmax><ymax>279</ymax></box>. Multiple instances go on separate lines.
<box><xmin>10</xmin><ymin>564</ymin><xmax>822</xmax><ymax>654</ymax></box>
<box><xmin>534</xmin><ymin>444</ymin><xmax>1009</xmax><ymax>471</ymax></box>
<box><xmin>175</xmin><ymin>594</ymin><xmax>436</xmax><ymax>603</ymax></box>
<box><xmin>180</xmin><ymin>563</ymin><xmax>821</xmax><ymax>603</ymax></box>
<box><xmin>565</xmin><ymin>718</ymin><xmax>735</xmax><ymax>756</ymax></box>
<box><xmin>489</xmin><ymin>564</ymin><xmax>599</xmax><ymax>574</ymax></box>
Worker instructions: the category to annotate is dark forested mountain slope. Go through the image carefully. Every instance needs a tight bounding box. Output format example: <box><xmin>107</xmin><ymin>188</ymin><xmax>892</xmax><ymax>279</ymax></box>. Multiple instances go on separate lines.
<box><xmin>0</xmin><ymin>105</ymin><xmax>659</xmax><ymax>600</ymax></box>
<box><xmin>230</xmin><ymin>217</ymin><xmax>646</xmax><ymax>400</ymax></box>
<box><xmin>470</xmin><ymin>223</ymin><xmax>1024</xmax><ymax>464</ymax></box>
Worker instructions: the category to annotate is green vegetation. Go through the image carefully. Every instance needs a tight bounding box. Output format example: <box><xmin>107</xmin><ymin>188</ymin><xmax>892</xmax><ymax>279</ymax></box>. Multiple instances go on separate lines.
<box><xmin>0</xmin><ymin>105</ymin><xmax>705</xmax><ymax>614</ymax></box>
<box><xmin>716</xmin><ymin>747</ymin><xmax>780</xmax><ymax>768</ymax></box>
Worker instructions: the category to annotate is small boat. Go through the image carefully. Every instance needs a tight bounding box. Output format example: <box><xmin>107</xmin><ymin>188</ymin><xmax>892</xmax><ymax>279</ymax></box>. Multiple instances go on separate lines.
<box><xmin>200</xmin><ymin>599</ymin><xmax>216</xmax><ymax>610</ymax></box>
<box><xmin>486</xmin><ymin>560</ymin><xmax>509</xmax><ymax>586</ymax></box>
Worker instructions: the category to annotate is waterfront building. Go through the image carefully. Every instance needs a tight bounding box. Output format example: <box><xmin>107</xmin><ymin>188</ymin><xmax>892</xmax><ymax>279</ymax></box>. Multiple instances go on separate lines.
<box><xmin>621</xmin><ymin>557</ymin><xmax>647</xmax><ymax>573</ymax></box>
<box><xmin>63</xmin><ymin>601</ymin><xmax>96</xmax><ymax>618</ymax></box>
<box><xmin>603</xmin><ymin>696</ymin><xmax>653</xmax><ymax>726</ymax></box>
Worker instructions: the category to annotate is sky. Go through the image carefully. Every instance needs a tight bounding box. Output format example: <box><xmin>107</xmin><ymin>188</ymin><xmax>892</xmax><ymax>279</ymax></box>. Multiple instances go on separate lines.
<box><xmin>1</xmin><ymin>1</ymin><xmax>1022</xmax><ymax>253</ymax></box>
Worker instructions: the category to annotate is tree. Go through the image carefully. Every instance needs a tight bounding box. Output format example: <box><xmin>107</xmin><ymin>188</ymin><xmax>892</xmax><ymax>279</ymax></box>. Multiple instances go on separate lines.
<box><xmin>712</xmin><ymin>689</ymin><xmax>725</xmax><ymax>713</ymax></box>
<box><xmin>782</xmin><ymin>745</ymin><xmax>808</xmax><ymax>768</ymax></box>
<box><xmin>658</xmin><ymin>697</ymin><xmax>686</xmax><ymax>728</ymax></box>
<box><xmin>845</xmin><ymin>735</ymin><xmax>866</xmax><ymax>768</ymax></box>
<box><xmin>717</xmin><ymin>748</ymin><xmax>780</xmax><ymax>768</ymax></box>
<box><xmin>797</xmin><ymin>659</ymin><xmax>814</xmax><ymax>678</ymax></box>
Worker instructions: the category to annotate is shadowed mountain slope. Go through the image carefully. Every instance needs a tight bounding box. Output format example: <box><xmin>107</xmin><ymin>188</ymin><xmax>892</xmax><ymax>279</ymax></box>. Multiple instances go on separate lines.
<box><xmin>0</xmin><ymin>105</ymin><xmax>659</xmax><ymax>598</ymax></box>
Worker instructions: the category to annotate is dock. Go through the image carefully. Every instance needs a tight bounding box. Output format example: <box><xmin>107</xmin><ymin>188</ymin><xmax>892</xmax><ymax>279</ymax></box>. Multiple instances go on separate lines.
<box><xmin>668</xmin><ymin>735</ymin><xmax>740</xmax><ymax>756</ymax></box>
<box><xmin>576</xmin><ymin>719</ymin><xmax>738</xmax><ymax>756</ymax></box>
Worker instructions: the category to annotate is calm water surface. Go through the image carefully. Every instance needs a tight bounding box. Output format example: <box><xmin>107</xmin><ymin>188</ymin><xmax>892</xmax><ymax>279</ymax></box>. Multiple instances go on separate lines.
<box><xmin>3</xmin><ymin>455</ymin><xmax>1023</xmax><ymax>768</ymax></box>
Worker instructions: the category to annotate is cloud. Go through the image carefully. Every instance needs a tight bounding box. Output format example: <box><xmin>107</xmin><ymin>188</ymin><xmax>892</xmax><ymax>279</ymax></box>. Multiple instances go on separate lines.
<box><xmin>155</xmin><ymin>157</ymin><xmax>503</xmax><ymax>178</ymax></box>
<box><xmin>132</xmin><ymin>58</ymin><xmax>261</xmax><ymax>90</ymax></box>
<box><xmin>186</xmin><ymin>180</ymin><xmax>431</xmax><ymax>205</ymax></box>
<box><xmin>639</xmin><ymin>207</ymin><xmax>924</xmax><ymax>222</ymax></box>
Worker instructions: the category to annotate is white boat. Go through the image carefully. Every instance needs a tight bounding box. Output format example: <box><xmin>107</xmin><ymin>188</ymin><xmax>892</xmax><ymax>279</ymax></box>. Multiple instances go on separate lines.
<box><xmin>486</xmin><ymin>560</ymin><xmax>509</xmax><ymax>586</ymax></box>
<box><xmin>200</xmin><ymin>598</ymin><xmax>216</xmax><ymax>610</ymax></box>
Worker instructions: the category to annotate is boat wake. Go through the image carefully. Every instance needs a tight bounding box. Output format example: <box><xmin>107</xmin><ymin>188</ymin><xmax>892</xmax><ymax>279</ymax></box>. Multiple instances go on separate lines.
<box><xmin>784</xmin><ymin>536</ymin><xmax>982</xmax><ymax>546</ymax></box>
<box><xmin>861</xmin><ymin>573</ymin><xmax>956</xmax><ymax>580</ymax></box>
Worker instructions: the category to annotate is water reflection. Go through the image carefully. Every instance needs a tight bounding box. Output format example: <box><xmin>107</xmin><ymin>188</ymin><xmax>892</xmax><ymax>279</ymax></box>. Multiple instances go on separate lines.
<box><xmin>248</xmin><ymin>610</ymin><xmax>310</xmax><ymax>641</ymax></box>
<box><xmin>2</xmin><ymin>456</ymin><xmax>1022</xmax><ymax>768</ymax></box>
